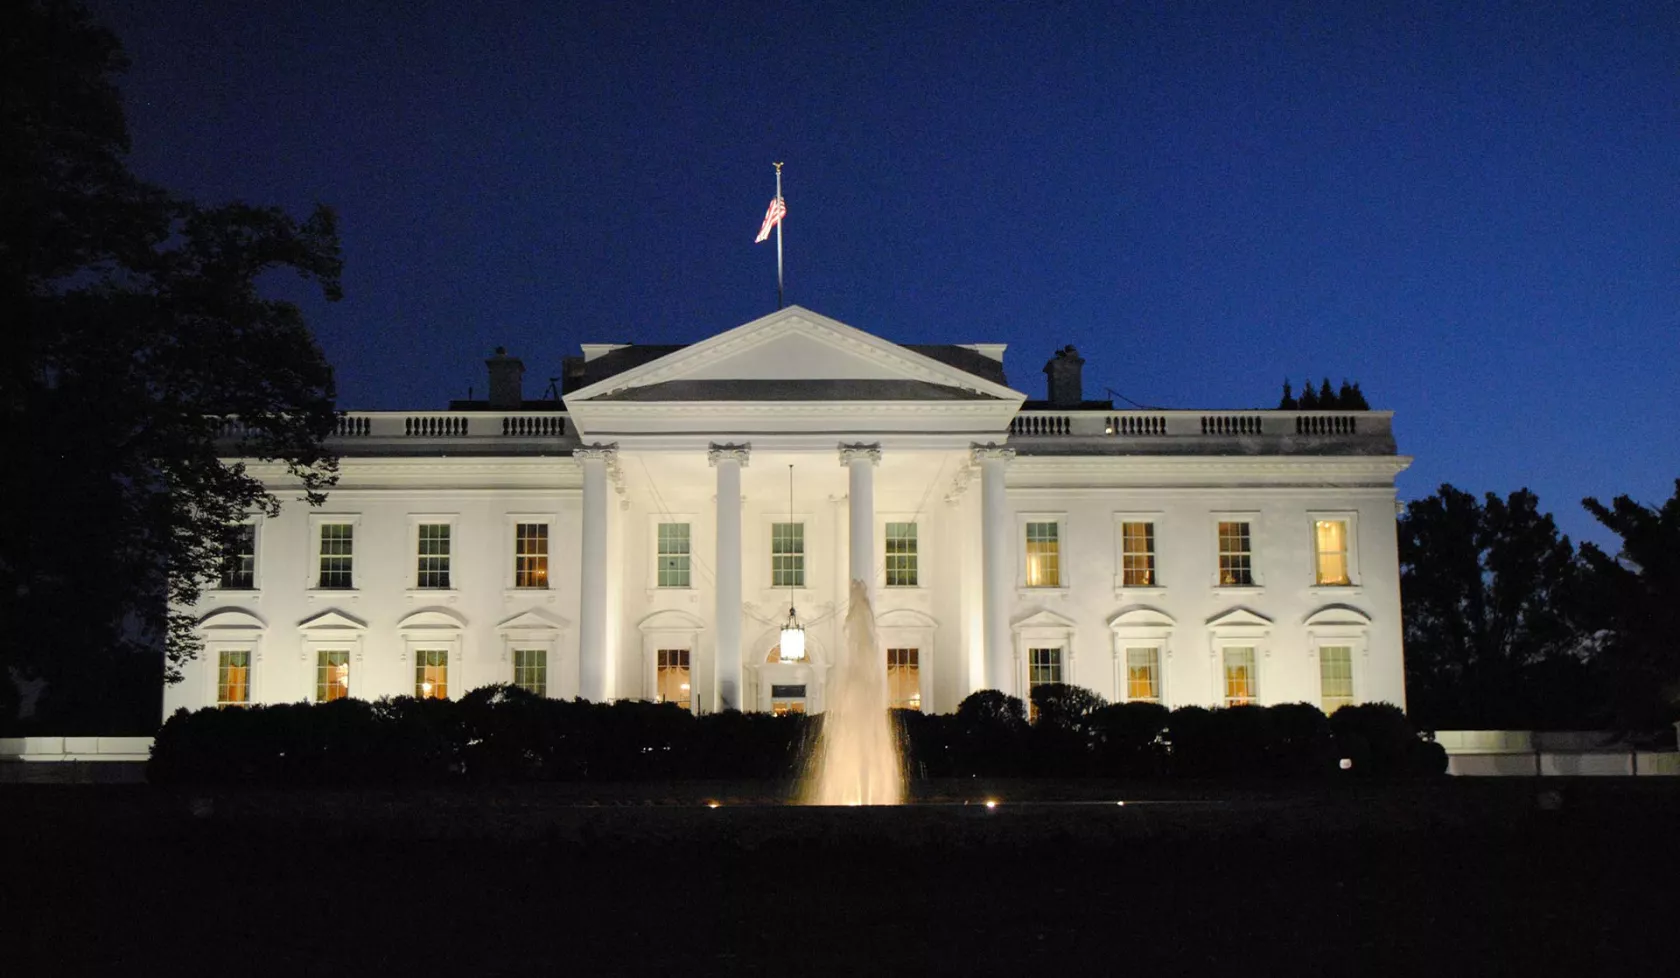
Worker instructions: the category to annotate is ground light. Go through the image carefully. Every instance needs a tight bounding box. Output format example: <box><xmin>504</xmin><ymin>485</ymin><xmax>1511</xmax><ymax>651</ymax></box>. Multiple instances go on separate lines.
<box><xmin>985</xmin><ymin>799</ymin><xmax>998</xmax><ymax>810</ymax></box>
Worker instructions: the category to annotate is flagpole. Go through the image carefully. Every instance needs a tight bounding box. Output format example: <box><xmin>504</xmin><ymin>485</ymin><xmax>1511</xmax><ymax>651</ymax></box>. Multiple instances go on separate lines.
<box><xmin>774</xmin><ymin>162</ymin><xmax>784</xmax><ymax>310</ymax></box>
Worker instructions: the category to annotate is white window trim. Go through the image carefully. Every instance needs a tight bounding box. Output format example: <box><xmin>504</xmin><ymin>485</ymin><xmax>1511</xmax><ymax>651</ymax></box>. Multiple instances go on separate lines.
<box><xmin>1306</xmin><ymin>609</ymin><xmax>1372</xmax><ymax>711</ymax></box>
<box><xmin>1209</xmin><ymin>511</ymin><xmax>1264</xmax><ymax>593</ymax></box>
<box><xmin>649</xmin><ymin>514</ymin><xmax>698</xmax><ymax>592</ymax></box>
<box><xmin>1017</xmin><ymin>511</ymin><xmax>1070</xmax><ymax>595</ymax></box>
<box><xmin>207</xmin><ymin>639</ymin><xmax>259</xmax><ymax>707</ymax></box>
<box><xmin>1207</xmin><ymin>612</ymin><xmax>1271</xmax><ymax>707</ymax></box>
<box><xmin>879</xmin><ymin>513</ymin><xmax>926</xmax><ymax>590</ymax></box>
<box><xmin>639</xmin><ymin>610</ymin><xmax>704</xmax><ymax>715</ymax></box>
<box><xmin>1112</xmin><ymin>511</ymin><xmax>1163</xmax><ymax>596</ymax></box>
<box><xmin>1109</xmin><ymin>610</ymin><xmax>1173</xmax><ymax>706</ymax></box>
<box><xmin>761</xmin><ymin>511</ymin><xmax>815</xmax><ymax>594</ymax></box>
<box><xmin>407</xmin><ymin>513</ymin><xmax>459</xmax><ymax>595</ymax></box>
<box><xmin>306</xmin><ymin>513</ymin><xmax>362</xmax><ymax>594</ymax></box>
<box><xmin>206</xmin><ymin>514</ymin><xmax>264</xmax><ymax>596</ymax></box>
<box><xmin>302</xmin><ymin>639</ymin><xmax>363</xmax><ymax>702</ymax></box>
<box><xmin>505</xmin><ymin>513</ymin><xmax>557</xmax><ymax>593</ymax></box>
<box><xmin>1012</xmin><ymin>611</ymin><xmax>1077</xmax><ymax>700</ymax></box>
<box><xmin>878</xmin><ymin>608</ymin><xmax>937</xmax><ymax>713</ymax></box>
<box><xmin>496</xmin><ymin>610</ymin><xmax>568</xmax><ymax>699</ymax></box>
<box><xmin>398</xmin><ymin>612</ymin><xmax>465</xmax><ymax>701</ymax></box>
<box><xmin>1307</xmin><ymin>510</ymin><xmax>1363</xmax><ymax>592</ymax></box>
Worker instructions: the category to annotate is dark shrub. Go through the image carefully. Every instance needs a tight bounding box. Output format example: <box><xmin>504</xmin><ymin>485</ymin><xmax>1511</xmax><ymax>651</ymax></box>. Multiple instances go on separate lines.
<box><xmin>895</xmin><ymin>708</ymin><xmax>957</xmax><ymax>780</ymax></box>
<box><xmin>953</xmin><ymin>690</ymin><xmax>1029</xmax><ymax>777</ymax></box>
<box><xmin>1089</xmin><ymin>701</ymin><xmax>1170</xmax><ymax>777</ymax></box>
<box><xmin>1161</xmin><ymin>705</ymin><xmax>1218</xmax><ymax>777</ymax></box>
<box><xmin>1266</xmin><ymin>702</ymin><xmax>1336</xmax><ymax>777</ymax></box>
<box><xmin>1028</xmin><ymin>684</ymin><xmax>1107</xmax><ymax>776</ymax></box>
<box><xmin>1329</xmin><ymin>702</ymin><xmax>1432</xmax><ymax>777</ymax></box>
<box><xmin>371</xmin><ymin>696</ymin><xmax>463</xmax><ymax>781</ymax></box>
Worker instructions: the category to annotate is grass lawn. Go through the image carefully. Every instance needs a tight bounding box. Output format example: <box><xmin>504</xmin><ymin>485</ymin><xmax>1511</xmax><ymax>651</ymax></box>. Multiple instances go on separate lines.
<box><xmin>3</xmin><ymin>778</ymin><xmax>1675</xmax><ymax>975</ymax></box>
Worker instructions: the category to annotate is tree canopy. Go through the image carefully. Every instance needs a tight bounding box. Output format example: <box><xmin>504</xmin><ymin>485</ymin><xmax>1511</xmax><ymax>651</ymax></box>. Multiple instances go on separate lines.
<box><xmin>2</xmin><ymin>1</ymin><xmax>342</xmax><ymax>730</ymax></box>
<box><xmin>1578</xmin><ymin>480</ymin><xmax>1680</xmax><ymax>726</ymax></box>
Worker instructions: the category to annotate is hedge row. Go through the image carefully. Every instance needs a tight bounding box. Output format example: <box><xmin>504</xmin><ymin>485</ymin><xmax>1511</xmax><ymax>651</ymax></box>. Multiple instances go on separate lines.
<box><xmin>148</xmin><ymin>684</ymin><xmax>1445</xmax><ymax>785</ymax></box>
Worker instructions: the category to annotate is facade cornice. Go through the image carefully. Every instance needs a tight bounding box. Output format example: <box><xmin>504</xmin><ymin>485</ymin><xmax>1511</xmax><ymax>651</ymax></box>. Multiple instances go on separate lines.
<box><xmin>1005</xmin><ymin>454</ymin><xmax>1413</xmax><ymax>489</ymax></box>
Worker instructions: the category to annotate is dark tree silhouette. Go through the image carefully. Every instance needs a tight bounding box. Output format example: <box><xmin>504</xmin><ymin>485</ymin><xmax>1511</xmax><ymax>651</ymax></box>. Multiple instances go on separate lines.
<box><xmin>1579</xmin><ymin>479</ymin><xmax>1680</xmax><ymax>726</ymax></box>
<box><xmin>2</xmin><ymin>1</ymin><xmax>342</xmax><ymax>730</ymax></box>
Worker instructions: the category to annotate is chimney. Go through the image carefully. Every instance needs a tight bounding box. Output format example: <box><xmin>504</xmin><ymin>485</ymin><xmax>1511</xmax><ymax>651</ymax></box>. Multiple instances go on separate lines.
<box><xmin>486</xmin><ymin>347</ymin><xmax>524</xmax><ymax>408</ymax></box>
<box><xmin>1044</xmin><ymin>345</ymin><xmax>1085</xmax><ymax>407</ymax></box>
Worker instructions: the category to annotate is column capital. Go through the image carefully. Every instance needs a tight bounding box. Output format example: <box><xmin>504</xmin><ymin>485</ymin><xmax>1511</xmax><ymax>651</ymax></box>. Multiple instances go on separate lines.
<box><xmin>574</xmin><ymin>442</ymin><xmax>618</xmax><ymax>463</ymax></box>
<box><xmin>707</xmin><ymin>442</ymin><xmax>751</xmax><ymax>467</ymax></box>
<box><xmin>970</xmin><ymin>442</ymin><xmax>1016</xmax><ymax>465</ymax></box>
<box><xmin>838</xmin><ymin>442</ymin><xmax>882</xmax><ymax>466</ymax></box>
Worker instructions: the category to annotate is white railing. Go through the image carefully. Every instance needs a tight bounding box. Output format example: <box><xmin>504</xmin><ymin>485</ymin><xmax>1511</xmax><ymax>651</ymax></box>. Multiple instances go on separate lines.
<box><xmin>1008</xmin><ymin>410</ymin><xmax>1388</xmax><ymax>439</ymax></box>
<box><xmin>326</xmin><ymin>411</ymin><xmax>570</xmax><ymax>440</ymax></box>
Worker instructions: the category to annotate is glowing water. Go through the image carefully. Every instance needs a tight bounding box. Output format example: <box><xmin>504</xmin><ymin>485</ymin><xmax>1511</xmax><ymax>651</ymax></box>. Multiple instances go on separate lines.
<box><xmin>800</xmin><ymin>580</ymin><xmax>906</xmax><ymax>805</ymax></box>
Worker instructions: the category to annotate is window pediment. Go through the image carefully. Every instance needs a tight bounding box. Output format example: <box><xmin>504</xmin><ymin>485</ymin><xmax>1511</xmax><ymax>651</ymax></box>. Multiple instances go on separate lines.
<box><xmin>1206</xmin><ymin>607</ymin><xmax>1273</xmax><ymax>632</ymax></box>
<box><xmin>1107</xmin><ymin>606</ymin><xmax>1175</xmax><ymax>630</ymax></box>
<box><xmin>637</xmin><ymin>609</ymin><xmax>706</xmax><ymax>633</ymax></box>
<box><xmin>297</xmin><ymin>609</ymin><xmax>367</xmax><ymax>633</ymax></box>
<box><xmin>496</xmin><ymin>609</ymin><xmax>570</xmax><ymax>634</ymax></box>
<box><xmin>197</xmin><ymin>608</ymin><xmax>266</xmax><ymax>632</ymax></box>
<box><xmin>1011</xmin><ymin>609</ymin><xmax>1078</xmax><ymax>633</ymax></box>
<box><xmin>396</xmin><ymin>608</ymin><xmax>467</xmax><ymax>631</ymax></box>
<box><xmin>1304</xmin><ymin>604</ymin><xmax>1372</xmax><ymax>628</ymax></box>
<box><xmin>876</xmin><ymin>608</ymin><xmax>938</xmax><ymax>630</ymax></box>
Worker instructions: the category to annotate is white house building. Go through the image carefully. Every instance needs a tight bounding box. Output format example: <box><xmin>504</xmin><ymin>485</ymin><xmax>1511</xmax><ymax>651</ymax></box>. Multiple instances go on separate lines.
<box><xmin>170</xmin><ymin>306</ymin><xmax>1410</xmax><ymax>719</ymax></box>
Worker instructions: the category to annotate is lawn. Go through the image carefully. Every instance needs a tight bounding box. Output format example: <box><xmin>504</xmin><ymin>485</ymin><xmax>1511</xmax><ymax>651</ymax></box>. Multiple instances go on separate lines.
<box><xmin>3</xmin><ymin>778</ymin><xmax>1674</xmax><ymax>975</ymax></box>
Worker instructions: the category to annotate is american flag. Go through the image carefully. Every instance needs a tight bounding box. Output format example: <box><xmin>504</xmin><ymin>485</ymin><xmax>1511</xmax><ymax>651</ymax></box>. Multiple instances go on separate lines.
<box><xmin>754</xmin><ymin>196</ymin><xmax>786</xmax><ymax>243</ymax></box>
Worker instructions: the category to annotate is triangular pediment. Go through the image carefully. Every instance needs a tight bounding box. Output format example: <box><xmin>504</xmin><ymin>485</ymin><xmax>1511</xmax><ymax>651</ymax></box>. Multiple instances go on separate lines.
<box><xmin>496</xmin><ymin>609</ymin><xmax>570</xmax><ymax>633</ymax></box>
<box><xmin>1011</xmin><ymin>609</ymin><xmax>1078</xmax><ymax>632</ymax></box>
<box><xmin>1206</xmin><ymin>607</ymin><xmax>1273</xmax><ymax>631</ymax></box>
<box><xmin>297</xmin><ymin>609</ymin><xmax>367</xmax><ymax>632</ymax></box>
<box><xmin>563</xmin><ymin>306</ymin><xmax>1023</xmax><ymax>405</ymax></box>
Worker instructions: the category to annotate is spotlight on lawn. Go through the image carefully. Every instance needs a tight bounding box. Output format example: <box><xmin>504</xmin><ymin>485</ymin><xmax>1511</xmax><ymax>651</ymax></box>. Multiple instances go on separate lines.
<box><xmin>705</xmin><ymin>801</ymin><xmax>720</xmax><ymax>809</ymax></box>
<box><xmin>985</xmin><ymin>799</ymin><xmax>999</xmax><ymax>810</ymax></box>
<box><xmin>1339</xmin><ymin>758</ymin><xmax>1354</xmax><ymax>771</ymax></box>
<box><xmin>1116</xmin><ymin>801</ymin><xmax>1126</xmax><ymax>807</ymax></box>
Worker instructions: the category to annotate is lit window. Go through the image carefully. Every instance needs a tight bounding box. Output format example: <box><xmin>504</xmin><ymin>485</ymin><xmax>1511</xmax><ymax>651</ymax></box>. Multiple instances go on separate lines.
<box><xmin>415</xmin><ymin>649</ymin><xmax>448</xmax><ymax>699</ymax></box>
<box><xmin>1125</xmin><ymin>646</ymin><xmax>1160</xmax><ymax>703</ymax></box>
<box><xmin>657</xmin><ymin>523</ymin><xmax>691</xmax><ymax>588</ymax></box>
<box><xmin>1223</xmin><ymin>647</ymin><xmax>1257</xmax><ymax>706</ymax></box>
<box><xmin>217</xmin><ymin>649</ymin><xmax>250</xmax><ymax>708</ymax></box>
<box><xmin>1025</xmin><ymin>522</ymin><xmax>1061</xmax><ymax>587</ymax></box>
<box><xmin>1120</xmin><ymin>521</ymin><xmax>1155</xmax><ymax>587</ymax></box>
<box><xmin>886</xmin><ymin>648</ymin><xmax>921</xmax><ymax>710</ymax></box>
<box><xmin>513</xmin><ymin>648</ymin><xmax>547</xmax><ymax>697</ymax></box>
<box><xmin>316</xmin><ymin>650</ymin><xmax>350</xmax><ymax>702</ymax></box>
<box><xmin>885</xmin><ymin>522</ymin><xmax>918</xmax><ymax>587</ymax></box>
<box><xmin>515</xmin><ymin>523</ymin><xmax>548</xmax><ymax>588</ymax></box>
<box><xmin>1314</xmin><ymin>520</ymin><xmax>1351</xmax><ymax>585</ymax></box>
<box><xmin>771</xmin><ymin>522</ymin><xmax>804</xmax><ymax>587</ymax></box>
<box><xmin>1320</xmin><ymin>645</ymin><xmax>1354</xmax><ymax>713</ymax></box>
<box><xmin>656</xmin><ymin>649</ymin><xmax>691</xmax><ymax>710</ymax></box>
<box><xmin>317</xmin><ymin>523</ymin><xmax>354</xmax><ymax>589</ymax></box>
<box><xmin>416</xmin><ymin>523</ymin><xmax>451</xmax><ymax>589</ymax></box>
<box><xmin>219</xmin><ymin>524</ymin><xmax>256</xmax><ymax>590</ymax></box>
<box><xmin>1217</xmin><ymin>521</ymin><xmax>1253</xmax><ymax>586</ymax></box>
<box><xmin>769</xmin><ymin>683</ymin><xmax>806</xmax><ymax>716</ymax></box>
<box><xmin>1027</xmin><ymin>647</ymin><xmax>1062</xmax><ymax>720</ymax></box>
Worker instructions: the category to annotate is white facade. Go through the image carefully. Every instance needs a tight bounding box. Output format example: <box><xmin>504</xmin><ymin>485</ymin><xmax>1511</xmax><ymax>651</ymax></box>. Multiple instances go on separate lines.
<box><xmin>170</xmin><ymin>306</ymin><xmax>1411</xmax><ymax>717</ymax></box>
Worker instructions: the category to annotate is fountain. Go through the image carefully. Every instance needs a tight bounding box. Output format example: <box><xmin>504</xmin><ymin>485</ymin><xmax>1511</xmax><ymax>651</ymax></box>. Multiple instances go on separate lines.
<box><xmin>799</xmin><ymin>579</ymin><xmax>906</xmax><ymax>805</ymax></box>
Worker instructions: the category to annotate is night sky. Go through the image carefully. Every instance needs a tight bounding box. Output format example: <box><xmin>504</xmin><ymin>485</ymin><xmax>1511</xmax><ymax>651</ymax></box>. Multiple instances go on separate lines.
<box><xmin>87</xmin><ymin>0</ymin><xmax>1678</xmax><ymax>545</ymax></box>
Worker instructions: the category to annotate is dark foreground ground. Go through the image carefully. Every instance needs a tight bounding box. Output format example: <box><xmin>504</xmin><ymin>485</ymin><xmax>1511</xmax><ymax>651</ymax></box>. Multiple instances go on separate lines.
<box><xmin>3</xmin><ymin>778</ymin><xmax>1675</xmax><ymax>976</ymax></box>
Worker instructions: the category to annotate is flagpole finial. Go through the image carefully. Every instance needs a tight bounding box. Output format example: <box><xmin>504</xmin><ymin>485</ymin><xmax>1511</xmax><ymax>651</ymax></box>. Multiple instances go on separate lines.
<box><xmin>774</xmin><ymin>161</ymin><xmax>784</xmax><ymax>171</ymax></box>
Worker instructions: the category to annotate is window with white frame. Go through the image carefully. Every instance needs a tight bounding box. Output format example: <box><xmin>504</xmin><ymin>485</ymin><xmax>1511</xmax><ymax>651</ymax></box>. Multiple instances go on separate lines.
<box><xmin>416</xmin><ymin>522</ymin><xmax>452</xmax><ymax>589</ymax></box>
<box><xmin>317</xmin><ymin>523</ymin><xmax>354</xmax><ymax>589</ymax></box>
<box><xmin>771</xmin><ymin>522</ymin><xmax>804</xmax><ymax>587</ymax></box>
<box><xmin>886</xmin><ymin>648</ymin><xmax>920</xmax><ymax>710</ymax></box>
<box><xmin>1027</xmin><ymin>647</ymin><xmax>1063</xmax><ymax>721</ymax></box>
<box><xmin>316</xmin><ymin>650</ymin><xmax>351</xmax><ymax>702</ymax></box>
<box><xmin>217</xmin><ymin>649</ymin><xmax>251</xmax><ymax>707</ymax></box>
<box><xmin>513</xmin><ymin>648</ymin><xmax>547</xmax><ymax>697</ymax></box>
<box><xmin>1217</xmin><ymin>520</ymin><xmax>1254</xmax><ymax>587</ymax></box>
<box><xmin>1125</xmin><ymin>646</ymin><xmax>1161</xmax><ymax>703</ymax></box>
<box><xmin>415</xmin><ymin>649</ymin><xmax>449</xmax><ymax>699</ymax></box>
<box><xmin>1319</xmin><ymin>645</ymin><xmax>1354</xmax><ymax>713</ymax></box>
<box><xmin>1223</xmin><ymin>646</ymin><xmax>1257</xmax><ymax>706</ymax></box>
<box><xmin>655</xmin><ymin>649</ymin><xmax>691</xmax><ymax>709</ymax></box>
<box><xmin>1313</xmin><ymin>518</ymin><xmax>1352</xmax><ymax>586</ymax></box>
<box><xmin>657</xmin><ymin>522</ymin><xmax>691</xmax><ymax>588</ymax></box>
<box><xmin>1120</xmin><ymin>521</ymin><xmax>1155</xmax><ymax>587</ymax></box>
<box><xmin>514</xmin><ymin>522</ymin><xmax>549</xmax><ymax>588</ymax></box>
<box><xmin>1024</xmin><ymin>521</ymin><xmax>1061</xmax><ymax>587</ymax></box>
<box><xmin>219</xmin><ymin>523</ymin><xmax>257</xmax><ymax>590</ymax></box>
<box><xmin>885</xmin><ymin>522</ymin><xmax>918</xmax><ymax>587</ymax></box>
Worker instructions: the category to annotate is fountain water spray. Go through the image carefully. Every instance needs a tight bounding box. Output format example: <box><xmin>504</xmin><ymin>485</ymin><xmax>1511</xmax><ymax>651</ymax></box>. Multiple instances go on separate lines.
<box><xmin>800</xmin><ymin>579</ymin><xmax>906</xmax><ymax>805</ymax></box>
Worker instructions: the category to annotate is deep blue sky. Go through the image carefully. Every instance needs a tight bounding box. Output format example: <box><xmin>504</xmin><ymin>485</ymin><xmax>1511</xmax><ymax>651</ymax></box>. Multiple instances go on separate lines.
<box><xmin>88</xmin><ymin>0</ymin><xmax>1678</xmax><ymax>546</ymax></box>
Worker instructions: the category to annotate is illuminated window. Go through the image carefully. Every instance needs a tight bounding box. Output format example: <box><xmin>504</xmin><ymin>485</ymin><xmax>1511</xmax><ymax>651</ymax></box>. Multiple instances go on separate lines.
<box><xmin>316</xmin><ymin>650</ymin><xmax>350</xmax><ymax>702</ymax></box>
<box><xmin>317</xmin><ymin>523</ymin><xmax>354</xmax><ymax>589</ymax></box>
<box><xmin>1025</xmin><ymin>522</ymin><xmax>1060</xmax><ymax>587</ymax></box>
<box><xmin>771</xmin><ymin>522</ymin><xmax>804</xmax><ymax>587</ymax></box>
<box><xmin>770</xmin><ymin>683</ymin><xmax>806</xmax><ymax>716</ymax></box>
<box><xmin>657</xmin><ymin>523</ymin><xmax>691</xmax><ymax>588</ymax></box>
<box><xmin>886</xmin><ymin>648</ymin><xmax>920</xmax><ymax>710</ymax></box>
<box><xmin>415</xmin><ymin>649</ymin><xmax>448</xmax><ymax>699</ymax></box>
<box><xmin>885</xmin><ymin>522</ymin><xmax>918</xmax><ymax>587</ymax></box>
<box><xmin>515</xmin><ymin>523</ymin><xmax>548</xmax><ymax>588</ymax></box>
<box><xmin>1120</xmin><ymin>521</ymin><xmax>1155</xmax><ymax>587</ymax></box>
<box><xmin>219</xmin><ymin>524</ymin><xmax>256</xmax><ymax>589</ymax></box>
<box><xmin>1217</xmin><ymin>521</ymin><xmax>1253</xmax><ymax>586</ymax></box>
<box><xmin>416</xmin><ymin>523</ymin><xmax>451</xmax><ymax>589</ymax></box>
<box><xmin>1125</xmin><ymin>646</ymin><xmax>1160</xmax><ymax>703</ymax></box>
<box><xmin>513</xmin><ymin>648</ymin><xmax>546</xmax><ymax>697</ymax></box>
<box><xmin>1314</xmin><ymin>519</ymin><xmax>1351</xmax><ymax>585</ymax></box>
<box><xmin>1320</xmin><ymin>645</ymin><xmax>1354</xmax><ymax>713</ymax></box>
<box><xmin>1027</xmin><ymin>647</ymin><xmax>1062</xmax><ymax>720</ymax></box>
<box><xmin>1223</xmin><ymin>647</ymin><xmax>1257</xmax><ymax>706</ymax></box>
<box><xmin>217</xmin><ymin>649</ymin><xmax>250</xmax><ymax>707</ymax></box>
<box><xmin>656</xmin><ymin>649</ymin><xmax>691</xmax><ymax>709</ymax></box>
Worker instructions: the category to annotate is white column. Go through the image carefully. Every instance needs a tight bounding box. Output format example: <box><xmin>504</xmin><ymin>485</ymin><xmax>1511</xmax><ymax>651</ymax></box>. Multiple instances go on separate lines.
<box><xmin>575</xmin><ymin>444</ymin><xmax>617</xmax><ymax>702</ymax></box>
<box><xmin>839</xmin><ymin>444</ymin><xmax>881</xmax><ymax>598</ymax></box>
<box><xmin>709</xmin><ymin>443</ymin><xmax>749</xmax><ymax>712</ymax></box>
<box><xmin>974</xmin><ymin>444</ymin><xmax>1015</xmax><ymax>694</ymax></box>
